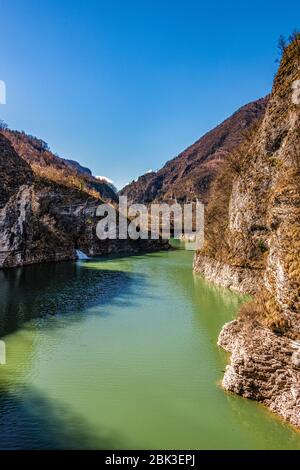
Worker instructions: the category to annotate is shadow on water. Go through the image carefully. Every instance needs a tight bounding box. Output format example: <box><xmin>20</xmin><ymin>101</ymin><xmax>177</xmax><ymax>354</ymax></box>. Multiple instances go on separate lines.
<box><xmin>0</xmin><ymin>260</ymin><xmax>145</xmax><ymax>338</ymax></box>
<box><xmin>0</xmin><ymin>386</ymin><xmax>123</xmax><ymax>449</ymax></box>
<box><xmin>0</xmin><ymin>260</ymin><xmax>143</xmax><ymax>449</ymax></box>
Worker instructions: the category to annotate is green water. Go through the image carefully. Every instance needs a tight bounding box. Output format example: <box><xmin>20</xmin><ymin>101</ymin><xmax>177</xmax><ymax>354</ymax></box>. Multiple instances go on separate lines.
<box><xmin>0</xmin><ymin>247</ymin><xmax>299</xmax><ymax>449</ymax></box>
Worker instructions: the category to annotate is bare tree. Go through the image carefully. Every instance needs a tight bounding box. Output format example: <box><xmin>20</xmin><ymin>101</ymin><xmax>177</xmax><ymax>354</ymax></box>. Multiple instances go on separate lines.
<box><xmin>277</xmin><ymin>35</ymin><xmax>287</xmax><ymax>56</ymax></box>
<box><xmin>288</xmin><ymin>29</ymin><xmax>300</xmax><ymax>43</ymax></box>
<box><xmin>0</xmin><ymin>119</ymin><xmax>8</xmax><ymax>130</ymax></box>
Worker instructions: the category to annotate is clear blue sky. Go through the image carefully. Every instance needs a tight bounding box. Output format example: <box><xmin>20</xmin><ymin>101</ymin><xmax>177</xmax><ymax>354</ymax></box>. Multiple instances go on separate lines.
<box><xmin>0</xmin><ymin>0</ymin><xmax>299</xmax><ymax>188</ymax></box>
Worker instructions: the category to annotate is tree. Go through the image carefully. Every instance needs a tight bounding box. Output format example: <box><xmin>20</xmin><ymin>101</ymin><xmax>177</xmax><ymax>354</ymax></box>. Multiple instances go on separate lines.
<box><xmin>288</xmin><ymin>29</ymin><xmax>300</xmax><ymax>43</ymax></box>
<box><xmin>27</xmin><ymin>134</ymin><xmax>50</xmax><ymax>152</ymax></box>
<box><xmin>277</xmin><ymin>35</ymin><xmax>287</xmax><ymax>56</ymax></box>
<box><xmin>0</xmin><ymin>119</ymin><xmax>8</xmax><ymax>130</ymax></box>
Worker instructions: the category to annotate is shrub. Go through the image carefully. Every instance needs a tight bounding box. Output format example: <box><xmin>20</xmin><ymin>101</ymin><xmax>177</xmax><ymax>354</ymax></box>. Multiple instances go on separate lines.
<box><xmin>239</xmin><ymin>293</ymin><xmax>291</xmax><ymax>335</ymax></box>
<box><xmin>258</xmin><ymin>239</ymin><xmax>268</xmax><ymax>253</ymax></box>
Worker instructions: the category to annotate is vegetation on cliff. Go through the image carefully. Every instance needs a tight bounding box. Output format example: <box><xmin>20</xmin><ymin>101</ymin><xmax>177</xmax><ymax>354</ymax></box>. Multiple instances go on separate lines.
<box><xmin>196</xmin><ymin>36</ymin><xmax>300</xmax><ymax>334</ymax></box>
<box><xmin>193</xmin><ymin>35</ymin><xmax>300</xmax><ymax>429</ymax></box>
<box><xmin>1</xmin><ymin>127</ymin><xmax>117</xmax><ymax>203</ymax></box>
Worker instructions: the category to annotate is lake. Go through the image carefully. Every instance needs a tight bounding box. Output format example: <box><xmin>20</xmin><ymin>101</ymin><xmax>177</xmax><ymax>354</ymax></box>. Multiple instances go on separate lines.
<box><xmin>0</xmin><ymin>246</ymin><xmax>299</xmax><ymax>449</ymax></box>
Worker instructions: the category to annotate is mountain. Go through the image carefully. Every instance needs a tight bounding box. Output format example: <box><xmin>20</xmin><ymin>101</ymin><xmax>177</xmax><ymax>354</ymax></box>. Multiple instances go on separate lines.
<box><xmin>63</xmin><ymin>159</ymin><xmax>92</xmax><ymax>176</ymax></box>
<box><xmin>96</xmin><ymin>176</ymin><xmax>118</xmax><ymax>194</ymax></box>
<box><xmin>121</xmin><ymin>97</ymin><xmax>268</xmax><ymax>204</ymax></box>
<box><xmin>1</xmin><ymin>128</ymin><xmax>118</xmax><ymax>203</ymax></box>
<box><xmin>194</xmin><ymin>37</ymin><xmax>300</xmax><ymax>427</ymax></box>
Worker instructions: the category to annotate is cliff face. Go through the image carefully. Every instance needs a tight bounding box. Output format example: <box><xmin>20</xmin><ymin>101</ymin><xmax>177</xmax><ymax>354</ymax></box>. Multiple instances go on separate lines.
<box><xmin>194</xmin><ymin>39</ymin><xmax>300</xmax><ymax>427</ymax></box>
<box><xmin>121</xmin><ymin>98</ymin><xmax>268</xmax><ymax>204</ymax></box>
<box><xmin>0</xmin><ymin>134</ymin><xmax>167</xmax><ymax>269</ymax></box>
<box><xmin>218</xmin><ymin>320</ymin><xmax>300</xmax><ymax>429</ymax></box>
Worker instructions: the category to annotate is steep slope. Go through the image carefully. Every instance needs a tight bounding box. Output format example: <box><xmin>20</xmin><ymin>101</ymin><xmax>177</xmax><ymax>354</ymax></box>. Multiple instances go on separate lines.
<box><xmin>0</xmin><ymin>133</ymin><xmax>167</xmax><ymax>269</ymax></box>
<box><xmin>0</xmin><ymin>132</ymin><xmax>75</xmax><ymax>266</ymax></box>
<box><xmin>194</xmin><ymin>38</ymin><xmax>300</xmax><ymax>427</ymax></box>
<box><xmin>63</xmin><ymin>158</ymin><xmax>92</xmax><ymax>176</ymax></box>
<box><xmin>0</xmin><ymin>132</ymin><xmax>34</xmax><ymax>208</ymax></box>
<box><xmin>2</xmin><ymin>129</ymin><xmax>117</xmax><ymax>202</ymax></box>
<box><xmin>121</xmin><ymin>97</ymin><xmax>268</xmax><ymax>204</ymax></box>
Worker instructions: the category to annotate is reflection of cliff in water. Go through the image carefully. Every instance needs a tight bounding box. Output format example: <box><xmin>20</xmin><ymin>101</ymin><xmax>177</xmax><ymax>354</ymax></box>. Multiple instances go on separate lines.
<box><xmin>193</xmin><ymin>273</ymin><xmax>247</xmax><ymax>342</ymax></box>
<box><xmin>0</xmin><ymin>260</ymin><xmax>143</xmax><ymax>338</ymax></box>
<box><xmin>0</xmin><ymin>387</ymin><xmax>124</xmax><ymax>449</ymax></box>
<box><xmin>0</xmin><ymin>258</ymin><xmax>146</xmax><ymax>449</ymax></box>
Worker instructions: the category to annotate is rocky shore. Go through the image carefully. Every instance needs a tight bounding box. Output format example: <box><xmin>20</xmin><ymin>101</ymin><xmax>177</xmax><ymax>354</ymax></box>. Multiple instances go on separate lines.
<box><xmin>218</xmin><ymin>320</ymin><xmax>300</xmax><ymax>428</ymax></box>
<box><xmin>193</xmin><ymin>255</ymin><xmax>263</xmax><ymax>295</ymax></box>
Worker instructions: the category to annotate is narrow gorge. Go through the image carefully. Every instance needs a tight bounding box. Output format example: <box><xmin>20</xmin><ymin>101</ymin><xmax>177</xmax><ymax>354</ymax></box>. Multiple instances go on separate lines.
<box><xmin>1</xmin><ymin>20</ymin><xmax>300</xmax><ymax>450</ymax></box>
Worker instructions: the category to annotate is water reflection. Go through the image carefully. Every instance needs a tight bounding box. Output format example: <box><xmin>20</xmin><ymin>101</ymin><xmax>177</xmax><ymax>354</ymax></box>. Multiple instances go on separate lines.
<box><xmin>0</xmin><ymin>388</ymin><xmax>123</xmax><ymax>449</ymax></box>
<box><xmin>0</xmin><ymin>261</ymin><xmax>144</xmax><ymax>338</ymax></box>
<box><xmin>0</xmin><ymin>251</ymin><xmax>300</xmax><ymax>449</ymax></box>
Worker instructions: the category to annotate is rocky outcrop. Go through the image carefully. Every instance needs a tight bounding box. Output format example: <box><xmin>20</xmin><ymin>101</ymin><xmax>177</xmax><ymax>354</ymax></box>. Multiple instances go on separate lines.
<box><xmin>63</xmin><ymin>158</ymin><xmax>93</xmax><ymax>176</ymax></box>
<box><xmin>193</xmin><ymin>255</ymin><xmax>263</xmax><ymax>295</ymax></box>
<box><xmin>195</xmin><ymin>37</ymin><xmax>300</xmax><ymax>320</ymax></box>
<box><xmin>194</xmin><ymin>37</ymin><xmax>300</xmax><ymax>426</ymax></box>
<box><xmin>121</xmin><ymin>97</ymin><xmax>268</xmax><ymax>204</ymax></box>
<box><xmin>219</xmin><ymin>320</ymin><xmax>300</xmax><ymax>428</ymax></box>
<box><xmin>0</xmin><ymin>133</ymin><xmax>168</xmax><ymax>269</ymax></box>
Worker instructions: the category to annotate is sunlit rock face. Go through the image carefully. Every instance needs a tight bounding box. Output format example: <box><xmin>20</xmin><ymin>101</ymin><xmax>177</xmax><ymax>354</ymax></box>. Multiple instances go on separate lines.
<box><xmin>194</xmin><ymin>38</ymin><xmax>300</xmax><ymax>427</ymax></box>
<box><xmin>0</xmin><ymin>133</ymin><xmax>168</xmax><ymax>269</ymax></box>
<box><xmin>218</xmin><ymin>320</ymin><xmax>300</xmax><ymax>429</ymax></box>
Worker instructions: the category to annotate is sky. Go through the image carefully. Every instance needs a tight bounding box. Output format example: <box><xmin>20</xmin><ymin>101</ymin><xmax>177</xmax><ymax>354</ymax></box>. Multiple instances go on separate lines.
<box><xmin>0</xmin><ymin>0</ymin><xmax>299</xmax><ymax>189</ymax></box>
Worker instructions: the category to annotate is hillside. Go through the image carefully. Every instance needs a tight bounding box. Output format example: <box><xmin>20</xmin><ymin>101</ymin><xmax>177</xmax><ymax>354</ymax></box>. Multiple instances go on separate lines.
<box><xmin>121</xmin><ymin>97</ymin><xmax>268</xmax><ymax>204</ymax></box>
<box><xmin>1</xmin><ymin>128</ymin><xmax>117</xmax><ymax>203</ymax></box>
<box><xmin>194</xmin><ymin>37</ymin><xmax>300</xmax><ymax>427</ymax></box>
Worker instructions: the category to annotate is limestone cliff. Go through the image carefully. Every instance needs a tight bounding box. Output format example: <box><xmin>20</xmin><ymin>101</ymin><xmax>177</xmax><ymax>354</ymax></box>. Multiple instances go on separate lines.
<box><xmin>194</xmin><ymin>38</ymin><xmax>300</xmax><ymax>427</ymax></box>
<box><xmin>0</xmin><ymin>133</ymin><xmax>167</xmax><ymax>269</ymax></box>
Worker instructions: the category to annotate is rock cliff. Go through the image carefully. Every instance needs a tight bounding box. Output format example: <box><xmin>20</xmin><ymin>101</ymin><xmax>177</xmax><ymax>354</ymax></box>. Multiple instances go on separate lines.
<box><xmin>0</xmin><ymin>133</ymin><xmax>167</xmax><ymax>269</ymax></box>
<box><xmin>194</xmin><ymin>38</ymin><xmax>300</xmax><ymax>427</ymax></box>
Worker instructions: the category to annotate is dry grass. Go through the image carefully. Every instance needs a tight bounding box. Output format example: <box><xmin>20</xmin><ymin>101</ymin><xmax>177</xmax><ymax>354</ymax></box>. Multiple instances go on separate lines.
<box><xmin>239</xmin><ymin>294</ymin><xmax>291</xmax><ymax>334</ymax></box>
<box><xmin>31</xmin><ymin>163</ymin><xmax>101</xmax><ymax>199</ymax></box>
<box><xmin>200</xmin><ymin>122</ymin><xmax>261</xmax><ymax>261</ymax></box>
<box><xmin>199</xmin><ymin>37</ymin><xmax>300</xmax><ymax>333</ymax></box>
